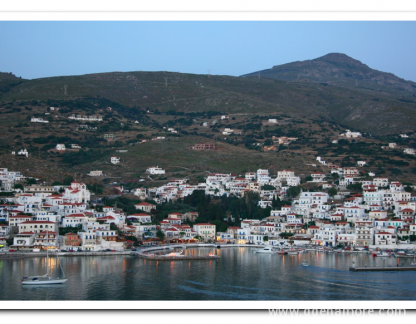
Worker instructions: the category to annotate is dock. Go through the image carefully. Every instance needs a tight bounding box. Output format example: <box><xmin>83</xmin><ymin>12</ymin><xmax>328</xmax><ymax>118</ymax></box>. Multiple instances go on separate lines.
<box><xmin>136</xmin><ymin>253</ymin><xmax>220</xmax><ymax>261</ymax></box>
<box><xmin>349</xmin><ymin>266</ymin><xmax>416</xmax><ymax>272</ymax></box>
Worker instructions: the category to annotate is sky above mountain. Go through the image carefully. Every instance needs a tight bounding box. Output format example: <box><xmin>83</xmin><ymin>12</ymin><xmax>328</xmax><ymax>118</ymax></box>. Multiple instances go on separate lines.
<box><xmin>1</xmin><ymin>21</ymin><xmax>416</xmax><ymax>82</ymax></box>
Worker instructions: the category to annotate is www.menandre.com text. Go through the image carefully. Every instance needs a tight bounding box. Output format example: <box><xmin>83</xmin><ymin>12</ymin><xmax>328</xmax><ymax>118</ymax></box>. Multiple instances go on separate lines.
<box><xmin>269</xmin><ymin>309</ymin><xmax>406</xmax><ymax>316</ymax></box>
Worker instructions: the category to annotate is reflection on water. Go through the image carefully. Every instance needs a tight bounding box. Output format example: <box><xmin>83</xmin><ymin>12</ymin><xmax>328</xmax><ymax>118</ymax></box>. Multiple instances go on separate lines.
<box><xmin>1</xmin><ymin>248</ymin><xmax>416</xmax><ymax>300</ymax></box>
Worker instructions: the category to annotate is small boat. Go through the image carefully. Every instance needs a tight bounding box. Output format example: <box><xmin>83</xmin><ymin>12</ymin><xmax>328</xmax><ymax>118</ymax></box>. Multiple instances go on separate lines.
<box><xmin>255</xmin><ymin>247</ymin><xmax>275</xmax><ymax>254</ymax></box>
<box><xmin>22</xmin><ymin>233</ymin><xmax>68</xmax><ymax>285</ymax></box>
<box><xmin>302</xmin><ymin>260</ymin><xmax>309</xmax><ymax>267</ymax></box>
<box><xmin>287</xmin><ymin>250</ymin><xmax>298</xmax><ymax>255</ymax></box>
<box><xmin>372</xmin><ymin>251</ymin><xmax>391</xmax><ymax>257</ymax></box>
<box><xmin>277</xmin><ymin>251</ymin><xmax>287</xmax><ymax>255</ymax></box>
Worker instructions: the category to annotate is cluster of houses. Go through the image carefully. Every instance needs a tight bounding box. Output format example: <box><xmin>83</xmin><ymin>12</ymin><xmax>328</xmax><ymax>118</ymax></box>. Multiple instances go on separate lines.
<box><xmin>0</xmin><ymin>167</ymin><xmax>217</xmax><ymax>250</ymax></box>
<box><xmin>133</xmin><ymin>169</ymin><xmax>302</xmax><ymax>204</ymax></box>
<box><xmin>126</xmin><ymin>166</ymin><xmax>416</xmax><ymax>248</ymax></box>
<box><xmin>2</xmin><ymin>162</ymin><xmax>416</xmax><ymax>251</ymax></box>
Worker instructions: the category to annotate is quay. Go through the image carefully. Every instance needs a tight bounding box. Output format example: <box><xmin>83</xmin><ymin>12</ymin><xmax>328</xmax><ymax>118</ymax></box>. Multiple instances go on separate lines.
<box><xmin>349</xmin><ymin>266</ymin><xmax>416</xmax><ymax>272</ymax></box>
<box><xmin>136</xmin><ymin>253</ymin><xmax>220</xmax><ymax>261</ymax></box>
<box><xmin>0</xmin><ymin>251</ymin><xmax>132</xmax><ymax>260</ymax></box>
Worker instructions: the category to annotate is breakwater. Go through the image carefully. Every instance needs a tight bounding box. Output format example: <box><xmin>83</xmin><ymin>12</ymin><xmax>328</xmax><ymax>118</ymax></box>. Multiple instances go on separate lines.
<box><xmin>0</xmin><ymin>251</ymin><xmax>132</xmax><ymax>259</ymax></box>
<box><xmin>136</xmin><ymin>253</ymin><xmax>220</xmax><ymax>261</ymax></box>
<box><xmin>349</xmin><ymin>266</ymin><xmax>416</xmax><ymax>272</ymax></box>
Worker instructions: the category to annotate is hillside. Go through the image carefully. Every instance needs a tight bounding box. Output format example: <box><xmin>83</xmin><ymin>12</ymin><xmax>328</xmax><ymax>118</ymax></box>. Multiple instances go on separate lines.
<box><xmin>1</xmin><ymin>67</ymin><xmax>416</xmax><ymax>136</ymax></box>
<box><xmin>1</xmin><ymin>54</ymin><xmax>416</xmax><ymax>185</ymax></box>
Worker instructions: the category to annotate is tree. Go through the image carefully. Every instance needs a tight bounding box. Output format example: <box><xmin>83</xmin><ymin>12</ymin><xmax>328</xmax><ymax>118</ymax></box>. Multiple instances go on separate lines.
<box><xmin>305</xmin><ymin>176</ymin><xmax>313</xmax><ymax>182</ymax></box>
<box><xmin>63</xmin><ymin>175</ymin><xmax>74</xmax><ymax>185</ymax></box>
<box><xmin>211</xmin><ymin>219</ymin><xmax>227</xmax><ymax>232</ymax></box>
<box><xmin>156</xmin><ymin>229</ymin><xmax>165</xmax><ymax>241</ymax></box>
<box><xmin>286</xmin><ymin>186</ymin><xmax>301</xmax><ymax>198</ymax></box>
<box><xmin>279</xmin><ymin>232</ymin><xmax>294</xmax><ymax>238</ymax></box>
<box><xmin>26</xmin><ymin>177</ymin><xmax>37</xmax><ymax>185</ymax></box>
<box><xmin>110</xmin><ymin>223</ymin><xmax>119</xmax><ymax>233</ymax></box>
<box><xmin>263</xmin><ymin>236</ymin><xmax>269</xmax><ymax>242</ymax></box>
<box><xmin>261</xmin><ymin>184</ymin><xmax>276</xmax><ymax>191</ymax></box>
<box><xmin>328</xmin><ymin>187</ymin><xmax>337</xmax><ymax>197</ymax></box>
<box><xmin>404</xmin><ymin>186</ymin><xmax>413</xmax><ymax>192</ymax></box>
<box><xmin>13</xmin><ymin>184</ymin><xmax>23</xmax><ymax>190</ymax></box>
<box><xmin>272</xmin><ymin>196</ymin><xmax>280</xmax><ymax>208</ymax></box>
<box><xmin>346</xmin><ymin>183</ymin><xmax>362</xmax><ymax>192</ymax></box>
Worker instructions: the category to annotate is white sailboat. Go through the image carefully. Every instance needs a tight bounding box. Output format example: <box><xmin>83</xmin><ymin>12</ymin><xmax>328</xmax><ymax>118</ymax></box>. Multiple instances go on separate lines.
<box><xmin>22</xmin><ymin>232</ymin><xmax>68</xmax><ymax>285</ymax></box>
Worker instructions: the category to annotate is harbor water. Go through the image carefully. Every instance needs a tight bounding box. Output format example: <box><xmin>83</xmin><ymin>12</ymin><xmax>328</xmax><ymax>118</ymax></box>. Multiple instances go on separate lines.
<box><xmin>1</xmin><ymin>247</ymin><xmax>416</xmax><ymax>300</ymax></box>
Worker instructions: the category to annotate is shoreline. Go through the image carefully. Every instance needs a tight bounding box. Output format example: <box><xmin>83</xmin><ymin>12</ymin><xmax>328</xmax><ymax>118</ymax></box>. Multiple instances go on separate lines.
<box><xmin>2</xmin><ymin>242</ymin><xmax>415</xmax><ymax>260</ymax></box>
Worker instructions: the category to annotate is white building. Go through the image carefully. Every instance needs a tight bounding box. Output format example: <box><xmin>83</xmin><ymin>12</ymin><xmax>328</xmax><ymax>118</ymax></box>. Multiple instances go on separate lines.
<box><xmin>88</xmin><ymin>170</ymin><xmax>103</xmax><ymax>177</ymax></box>
<box><xmin>31</xmin><ymin>117</ymin><xmax>49</xmax><ymax>123</ymax></box>
<box><xmin>110</xmin><ymin>156</ymin><xmax>120</xmax><ymax>164</ymax></box>
<box><xmin>56</xmin><ymin>144</ymin><xmax>66</xmax><ymax>151</ymax></box>
<box><xmin>375</xmin><ymin>231</ymin><xmax>397</xmax><ymax>245</ymax></box>
<box><xmin>193</xmin><ymin>223</ymin><xmax>216</xmax><ymax>242</ymax></box>
<box><xmin>146</xmin><ymin>166</ymin><xmax>165</xmax><ymax>175</ymax></box>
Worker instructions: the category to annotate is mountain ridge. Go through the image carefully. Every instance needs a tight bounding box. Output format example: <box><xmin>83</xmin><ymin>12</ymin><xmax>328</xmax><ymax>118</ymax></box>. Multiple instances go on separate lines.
<box><xmin>242</xmin><ymin>53</ymin><xmax>416</xmax><ymax>96</ymax></box>
<box><xmin>0</xmin><ymin>53</ymin><xmax>416</xmax><ymax>136</ymax></box>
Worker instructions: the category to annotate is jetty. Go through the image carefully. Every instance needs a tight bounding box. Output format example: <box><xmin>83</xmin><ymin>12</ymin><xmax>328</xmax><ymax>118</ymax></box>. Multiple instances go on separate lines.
<box><xmin>136</xmin><ymin>253</ymin><xmax>220</xmax><ymax>261</ymax></box>
<box><xmin>349</xmin><ymin>266</ymin><xmax>416</xmax><ymax>272</ymax></box>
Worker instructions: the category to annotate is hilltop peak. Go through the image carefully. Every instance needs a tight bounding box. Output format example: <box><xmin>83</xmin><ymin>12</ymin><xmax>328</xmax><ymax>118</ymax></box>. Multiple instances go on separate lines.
<box><xmin>314</xmin><ymin>53</ymin><xmax>365</xmax><ymax>66</ymax></box>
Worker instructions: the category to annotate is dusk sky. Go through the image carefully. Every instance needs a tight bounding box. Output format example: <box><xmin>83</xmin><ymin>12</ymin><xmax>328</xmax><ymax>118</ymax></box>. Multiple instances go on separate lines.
<box><xmin>1</xmin><ymin>21</ymin><xmax>416</xmax><ymax>82</ymax></box>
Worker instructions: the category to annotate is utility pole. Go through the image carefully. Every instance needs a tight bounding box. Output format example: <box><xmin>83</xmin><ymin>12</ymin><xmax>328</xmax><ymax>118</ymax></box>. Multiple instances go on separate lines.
<box><xmin>64</xmin><ymin>85</ymin><xmax>68</xmax><ymax>97</ymax></box>
<box><xmin>207</xmin><ymin>69</ymin><xmax>211</xmax><ymax>78</ymax></box>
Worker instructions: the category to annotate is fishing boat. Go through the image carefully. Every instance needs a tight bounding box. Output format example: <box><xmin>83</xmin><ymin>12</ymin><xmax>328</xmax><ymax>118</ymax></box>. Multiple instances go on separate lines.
<box><xmin>22</xmin><ymin>235</ymin><xmax>67</xmax><ymax>285</ymax></box>
<box><xmin>255</xmin><ymin>246</ymin><xmax>275</xmax><ymax>254</ymax></box>
<box><xmin>301</xmin><ymin>260</ymin><xmax>309</xmax><ymax>267</ymax></box>
<box><xmin>372</xmin><ymin>251</ymin><xmax>391</xmax><ymax>257</ymax></box>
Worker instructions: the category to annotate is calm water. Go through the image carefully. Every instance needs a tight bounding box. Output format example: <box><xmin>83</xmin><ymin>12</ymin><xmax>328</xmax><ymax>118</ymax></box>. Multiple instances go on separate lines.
<box><xmin>1</xmin><ymin>247</ymin><xmax>416</xmax><ymax>300</ymax></box>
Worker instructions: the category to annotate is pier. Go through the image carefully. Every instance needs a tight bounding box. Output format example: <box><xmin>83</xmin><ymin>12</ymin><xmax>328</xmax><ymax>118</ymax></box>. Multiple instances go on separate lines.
<box><xmin>349</xmin><ymin>266</ymin><xmax>416</xmax><ymax>272</ymax></box>
<box><xmin>136</xmin><ymin>253</ymin><xmax>220</xmax><ymax>261</ymax></box>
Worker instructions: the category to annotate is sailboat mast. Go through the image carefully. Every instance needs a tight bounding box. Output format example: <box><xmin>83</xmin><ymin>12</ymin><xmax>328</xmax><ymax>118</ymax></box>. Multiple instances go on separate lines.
<box><xmin>46</xmin><ymin>230</ymin><xmax>49</xmax><ymax>278</ymax></box>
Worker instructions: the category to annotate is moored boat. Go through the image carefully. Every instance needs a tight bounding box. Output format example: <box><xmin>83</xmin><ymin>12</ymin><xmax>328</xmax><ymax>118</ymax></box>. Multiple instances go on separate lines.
<box><xmin>255</xmin><ymin>247</ymin><xmax>275</xmax><ymax>254</ymax></box>
<box><xmin>22</xmin><ymin>232</ymin><xmax>68</xmax><ymax>285</ymax></box>
<box><xmin>372</xmin><ymin>251</ymin><xmax>391</xmax><ymax>257</ymax></box>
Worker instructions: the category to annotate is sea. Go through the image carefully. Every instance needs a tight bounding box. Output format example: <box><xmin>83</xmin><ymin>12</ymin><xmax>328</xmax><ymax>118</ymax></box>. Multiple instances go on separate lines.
<box><xmin>1</xmin><ymin>247</ymin><xmax>416</xmax><ymax>300</ymax></box>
